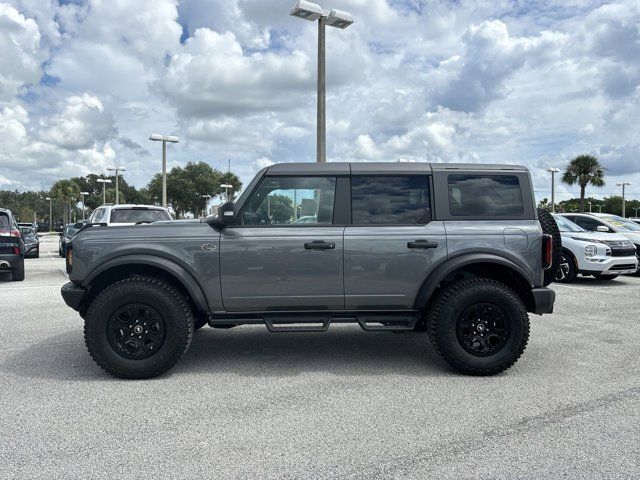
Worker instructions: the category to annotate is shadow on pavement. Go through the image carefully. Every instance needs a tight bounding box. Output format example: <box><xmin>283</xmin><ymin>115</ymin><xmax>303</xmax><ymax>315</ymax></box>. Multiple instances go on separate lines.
<box><xmin>0</xmin><ymin>326</ymin><xmax>449</xmax><ymax>381</ymax></box>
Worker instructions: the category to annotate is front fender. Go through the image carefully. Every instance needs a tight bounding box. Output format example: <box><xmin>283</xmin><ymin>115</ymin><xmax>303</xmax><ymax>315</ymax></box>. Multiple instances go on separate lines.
<box><xmin>83</xmin><ymin>254</ymin><xmax>209</xmax><ymax>312</ymax></box>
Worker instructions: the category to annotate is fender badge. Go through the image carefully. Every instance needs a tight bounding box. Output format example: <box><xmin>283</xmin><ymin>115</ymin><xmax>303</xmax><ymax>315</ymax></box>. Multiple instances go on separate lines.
<box><xmin>201</xmin><ymin>243</ymin><xmax>217</xmax><ymax>252</ymax></box>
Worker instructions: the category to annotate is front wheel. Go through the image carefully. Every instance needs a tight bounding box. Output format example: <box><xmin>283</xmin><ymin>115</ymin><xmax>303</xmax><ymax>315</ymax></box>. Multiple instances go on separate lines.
<box><xmin>427</xmin><ymin>278</ymin><xmax>529</xmax><ymax>376</ymax></box>
<box><xmin>554</xmin><ymin>251</ymin><xmax>577</xmax><ymax>283</ymax></box>
<box><xmin>84</xmin><ymin>276</ymin><xmax>194</xmax><ymax>379</ymax></box>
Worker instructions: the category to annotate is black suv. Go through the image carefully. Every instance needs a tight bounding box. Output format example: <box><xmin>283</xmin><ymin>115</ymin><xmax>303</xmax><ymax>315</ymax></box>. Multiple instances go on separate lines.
<box><xmin>0</xmin><ymin>208</ymin><xmax>25</xmax><ymax>281</ymax></box>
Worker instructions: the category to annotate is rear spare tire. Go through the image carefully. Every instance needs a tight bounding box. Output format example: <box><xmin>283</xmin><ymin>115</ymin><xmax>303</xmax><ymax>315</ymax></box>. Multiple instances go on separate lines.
<box><xmin>84</xmin><ymin>276</ymin><xmax>194</xmax><ymax>379</ymax></box>
<box><xmin>538</xmin><ymin>208</ymin><xmax>562</xmax><ymax>286</ymax></box>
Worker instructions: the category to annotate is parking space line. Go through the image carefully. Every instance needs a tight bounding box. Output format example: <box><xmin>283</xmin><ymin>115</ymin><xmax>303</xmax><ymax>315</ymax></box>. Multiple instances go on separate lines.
<box><xmin>552</xmin><ymin>284</ymin><xmax>612</xmax><ymax>294</ymax></box>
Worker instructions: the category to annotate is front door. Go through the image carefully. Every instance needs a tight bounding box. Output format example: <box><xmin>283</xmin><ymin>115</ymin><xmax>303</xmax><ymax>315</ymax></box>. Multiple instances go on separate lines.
<box><xmin>220</xmin><ymin>175</ymin><xmax>344</xmax><ymax>312</ymax></box>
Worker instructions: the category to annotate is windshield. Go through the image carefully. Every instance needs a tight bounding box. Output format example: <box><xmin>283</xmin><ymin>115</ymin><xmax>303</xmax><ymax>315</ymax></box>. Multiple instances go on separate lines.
<box><xmin>110</xmin><ymin>208</ymin><xmax>171</xmax><ymax>224</ymax></box>
<box><xmin>64</xmin><ymin>224</ymin><xmax>79</xmax><ymax>236</ymax></box>
<box><xmin>600</xmin><ymin>215</ymin><xmax>640</xmax><ymax>232</ymax></box>
<box><xmin>553</xmin><ymin>215</ymin><xmax>585</xmax><ymax>232</ymax></box>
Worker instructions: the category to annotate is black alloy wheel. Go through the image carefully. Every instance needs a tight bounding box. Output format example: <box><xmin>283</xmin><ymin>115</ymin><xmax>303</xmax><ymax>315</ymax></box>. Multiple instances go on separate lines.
<box><xmin>106</xmin><ymin>304</ymin><xmax>166</xmax><ymax>360</ymax></box>
<box><xmin>456</xmin><ymin>302</ymin><xmax>509</xmax><ymax>356</ymax></box>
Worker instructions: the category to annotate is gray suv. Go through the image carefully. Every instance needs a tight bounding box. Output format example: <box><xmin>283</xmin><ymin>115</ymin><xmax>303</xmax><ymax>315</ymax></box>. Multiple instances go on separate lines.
<box><xmin>61</xmin><ymin>163</ymin><xmax>555</xmax><ymax>379</ymax></box>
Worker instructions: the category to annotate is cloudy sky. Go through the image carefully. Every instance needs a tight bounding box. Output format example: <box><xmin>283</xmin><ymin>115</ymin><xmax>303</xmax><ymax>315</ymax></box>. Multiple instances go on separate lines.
<box><xmin>0</xmin><ymin>0</ymin><xmax>639</xmax><ymax>203</ymax></box>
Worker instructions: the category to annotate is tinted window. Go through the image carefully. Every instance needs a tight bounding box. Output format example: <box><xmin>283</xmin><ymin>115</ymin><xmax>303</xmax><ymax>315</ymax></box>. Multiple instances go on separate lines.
<box><xmin>448</xmin><ymin>175</ymin><xmax>524</xmax><ymax>217</ymax></box>
<box><xmin>572</xmin><ymin>216</ymin><xmax>603</xmax><ymax>231</ymax></box>
<box><xmin>553</xmin><ymin>215</ymin><xmax>585</xmax><ymax>232</ymax></box>
<box><xmin>241</xmin><ymin>176</ymin><xmax>336</xmax><ymax>226</ymax></box>
<box><xmin>110</xmin><ymin>209</ymin><xmax>171</xmax><ymax>224</ymax></box>
<box><xmin>351</xmin><ymin>176</ymin><xmax>430</xmax><ymax>225</ymax></box>
<box><xmin>0</xmin><ymin>214</ymin><xmax>9</xmax><ymax>229</ymax></box>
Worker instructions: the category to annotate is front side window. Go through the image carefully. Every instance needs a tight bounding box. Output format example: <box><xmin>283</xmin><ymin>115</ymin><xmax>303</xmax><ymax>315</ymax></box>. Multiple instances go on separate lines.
<box><xmin>553</xmin><ymin>215</ymin><xmax>585</xmax><ymax>232</ymax></box>
<box><xmin>241</xmin><ymin>176</ymin><xmax>337</xmax><ymax>226</ymax></box>
<box><xmin>351</xmin><ymin>175</ymin><xmax>430</xmax><ymax>225</ymax></box>
<box><xmin>572</xmin><ymin>216</ymin><xmax>604</xmax><ymax>231</ymax></box>
<box><xmin>448</xmin><ymin>174</ymin><xmax>524</xmax><ymax>217</ymax></box>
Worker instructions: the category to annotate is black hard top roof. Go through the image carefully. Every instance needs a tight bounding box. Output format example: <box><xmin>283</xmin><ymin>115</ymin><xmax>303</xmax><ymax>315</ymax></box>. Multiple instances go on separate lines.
<box><xmin>264</xmin><ymin>162</ymin><xmax>528</xmax><ymax>175</ymax></box>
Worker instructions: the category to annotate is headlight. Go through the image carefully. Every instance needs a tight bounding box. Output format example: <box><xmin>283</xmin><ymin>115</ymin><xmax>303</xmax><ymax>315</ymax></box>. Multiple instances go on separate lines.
<box><xmin>585</xmin><ymin>245</ymin><xmax>597</xmax><ymax>257</ymax></box>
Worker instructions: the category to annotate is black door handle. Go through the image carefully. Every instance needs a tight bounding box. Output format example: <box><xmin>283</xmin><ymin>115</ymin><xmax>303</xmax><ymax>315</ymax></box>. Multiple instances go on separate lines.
<box><xmin>305</xmin><ymin>241</ymin><xmax>336</xmax><ymax>250</ymax></box>
<box><xmin>407</xmin><ymin>240</ymin><xmax>439</xmax><ymax>249</ymax></box>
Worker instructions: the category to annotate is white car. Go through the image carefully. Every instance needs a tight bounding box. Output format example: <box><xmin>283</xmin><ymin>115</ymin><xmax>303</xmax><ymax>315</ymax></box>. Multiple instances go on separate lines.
<box><xmin>559</xmin><ymin>213</ymin><xmax>640</xmax><ymax>260</ymax></box>
<box><xmin>87</xmin><ymin>204</ymin><xmax>172</xmax><ymax>226</ymax></box>
<box><xmin>553</xmin><ymin>214</ymin><xmax>638</xmax><ymax>282</ymax></box>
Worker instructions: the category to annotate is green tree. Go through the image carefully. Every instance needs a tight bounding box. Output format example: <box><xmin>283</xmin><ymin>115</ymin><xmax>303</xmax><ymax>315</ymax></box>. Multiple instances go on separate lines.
<box><xmin>50</xmin><ymin>179</ymin><xmax>81</xmax><ymax>225</ymax></box>
<box><xmin>260</xmin><ymin>194</ymin><xmax>293</xmax><ymax>223</ymax></box>
<box><xmin>561</xmin><ymin>155</ymin><xmax>605</xmax><ymax>212</ymax></box>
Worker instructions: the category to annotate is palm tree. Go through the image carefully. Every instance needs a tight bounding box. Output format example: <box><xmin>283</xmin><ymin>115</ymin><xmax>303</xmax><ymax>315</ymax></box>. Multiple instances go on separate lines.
<box><xmin>561</xmin><ymin>155</ymin><xmax>605</xmax><ymax>212</ymax></box>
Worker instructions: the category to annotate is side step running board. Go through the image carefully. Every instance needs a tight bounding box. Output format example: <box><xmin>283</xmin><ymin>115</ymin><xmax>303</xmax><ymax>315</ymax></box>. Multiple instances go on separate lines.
<box><xmin>356</xmin><ymin>315</ymin><xmax>418</xmax><ymax>331</ymax></box>
<box><xmin>264</xmin><ymin>316</ymin><xmax>331</xmax><ymax>333</ymax></box>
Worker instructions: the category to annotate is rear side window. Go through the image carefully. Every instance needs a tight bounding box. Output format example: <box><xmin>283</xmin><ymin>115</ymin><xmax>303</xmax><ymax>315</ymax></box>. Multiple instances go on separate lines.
<box><xmin>110</xmin><ymin>209</ymin><xmax>171</xmax><ymax>223</ymax></box>
<box><xmin>0</xmin><ymin>214</ymin><xmax>9</xmax><ymax>229</ymax></box>
<box><xmin>351</xmin><ymin>175</ymin><xmax>430</xmax><ymax>225</ymax></box>
<box><xmin>448</xmin><ymin>175</ymin><xmax>523</xmax><ymax>217</ymax></box>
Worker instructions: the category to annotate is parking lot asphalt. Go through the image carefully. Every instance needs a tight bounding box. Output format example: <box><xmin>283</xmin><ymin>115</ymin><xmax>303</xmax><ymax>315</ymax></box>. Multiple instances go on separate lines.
<box><xmin>0</xmin><ymin>235</ymin><xmax>639</xmax><ymax>479</ymax></box>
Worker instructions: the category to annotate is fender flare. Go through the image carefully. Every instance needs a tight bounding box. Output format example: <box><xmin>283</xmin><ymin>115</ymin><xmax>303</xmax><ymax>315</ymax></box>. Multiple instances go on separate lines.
<box><xmin>83</xmin><ymin>254</ymin><xmax>209</xmax><ymax>312</ymax></box>
<box><xmin>413</xmin><ymin>253</ymin><xmax>534</xmax><ymax>310</ymax></box>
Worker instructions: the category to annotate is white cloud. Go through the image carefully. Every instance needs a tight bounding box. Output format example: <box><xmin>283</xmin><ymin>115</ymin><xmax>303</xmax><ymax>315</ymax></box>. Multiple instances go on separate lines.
<box><xmin>0</xmin><ymin>3</ymin><xmax>42</xmax><ymax>100</ymax></box>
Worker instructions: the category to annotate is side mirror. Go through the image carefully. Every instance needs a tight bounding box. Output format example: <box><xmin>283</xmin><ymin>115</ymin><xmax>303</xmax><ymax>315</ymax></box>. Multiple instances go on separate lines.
<box><xmin>58</xmin><ymin>232</ymin><xmax>63</xmax><ymax>237</ymax></box>
<box><xmin>209</xmin><ymin>201</ymin><xmax>235</xmax><ymax>228</ymax></box>
<box><xmin>596</xmin><ymin>225</ymin><xmax>610</xmax><ymax>233</ymax></box>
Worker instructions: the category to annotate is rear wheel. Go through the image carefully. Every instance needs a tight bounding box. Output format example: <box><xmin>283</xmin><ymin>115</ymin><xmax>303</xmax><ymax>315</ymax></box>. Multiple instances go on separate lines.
<box><xmin>11</xmin><ymin>261</ymin><xmax>25</xmax><ymax>281</ymax></box>
<box><xmin>34</xmin><ymin>247</ymin><xmax>39</xmax><ymax>259</ymax></box>
<box><xmin>427</xmin><ymin>278</ymin><xmax>529</xmax><ymax>375</ymax></box>
<box><xmin>554</xmin><ymin>251</ymin><xmax>577</xmax><ymax>283</ymax></box>
<box><xmin>84</xmin><ymin>276</ymin><xmax>194</xmax><ymax>379</ymax></box>
<box><xmin>538</xmin><ymin>208</ymin><xmax>562</xmax><ymax>286</ymax></box>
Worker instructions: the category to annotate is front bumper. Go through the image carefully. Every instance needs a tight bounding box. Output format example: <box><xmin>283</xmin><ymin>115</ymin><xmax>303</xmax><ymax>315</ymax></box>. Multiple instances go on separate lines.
<box><xmin>24</xmin><ymin>243</ymin><xmax>38</xmax><ymax>256</ymax></box>
<box><xmin>61</xmin><ymin>282</ymin><xmax>86</xmax><ymax>311</ymax></box>
<box><xmin>531</xmin><ymin>287</ymin><xmax>555</xmax><ymax>315</ymax></box>
<box><xmin>579</xmin><ymin>256</ymin><xmax>638</xmax><ymax>276</ymax></box>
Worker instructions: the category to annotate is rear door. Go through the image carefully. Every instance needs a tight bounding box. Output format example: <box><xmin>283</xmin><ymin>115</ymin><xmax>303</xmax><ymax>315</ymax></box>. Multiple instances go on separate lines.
<box><xmin>343</xmin><ymin>173</ymin><xmax>447</xmax><ymax>310</ymax></box>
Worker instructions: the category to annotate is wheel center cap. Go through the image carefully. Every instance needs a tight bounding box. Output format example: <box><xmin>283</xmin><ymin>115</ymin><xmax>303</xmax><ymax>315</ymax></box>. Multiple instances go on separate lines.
<box><xmin>477</xmin><ymin>324</ymin><xmax>486</xmax><ymax>332</ymax></box>
<box><xmin>133</xmin><ymin>325</ymin><xmax>143</xmax><ymax>335</ymax></box>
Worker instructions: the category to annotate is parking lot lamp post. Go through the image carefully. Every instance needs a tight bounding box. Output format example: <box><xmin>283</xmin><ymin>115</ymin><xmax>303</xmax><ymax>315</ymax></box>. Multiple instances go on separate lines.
<box><xmin>617</xmin><ymin>182</ymin><xmax>631</xmax><ymax>217</ymax></box>
<box><xmin>634</xmin><ymin>207</ymin><xmax>640</xmax><ymax>218</ymax></box>
<box><xmin>201</xmin><ymin>194</ymin><xmax>211</xmax><ymax>218</ymax></box>
<box><xmin>220</xmin><ymin>184</ymin><xmax>233</xmax><ymax>202</ymax></box>
<box><xmin>587</xmin><ymin>201</ymin><xmax>592</xmax><ymax>213</ymax></box>
<box><xmin>80</xmin><ymin>192</ymin><xmax>89</xmax><ymax>221</ymax></box>
<box><xmin>46</xmin><ymin>197</ymin><xmax>52</xmax><ymax>232</ymax></box>
<box><xmin>290</xmin><ymin>1</ymin><xmax>354</xmax><ymax>164</ymax></box>
<box><xmin>96</xmin><ymin>178</ymin><xmax>112</xmax><ymax>205</ymax></box>
<box><xmin>107</xmin><ymin>166</ymin><xmax>127</xmax><ymax>205</ymax></box>
<box><xmin>149</xmin><ymin>134</ymin><xmax>179</xmax><ymax>208</ymax></box>
<box><xmin>597</xmin><ymin>205</ymin><xmax>602</xmax><ymax>213</ymax></box>
<box><xmin>545</xmin><ymin>168</ymin><xmax>560</xmax><ymax>213</ymax></box>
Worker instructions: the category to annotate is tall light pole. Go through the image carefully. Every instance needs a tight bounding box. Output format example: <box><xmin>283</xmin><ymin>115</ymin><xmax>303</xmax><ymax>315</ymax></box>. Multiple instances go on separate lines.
<box><xmin>107</xmin><ymin>166</ymin><xmax>127</xmax><ymax>205</ymax></box>
<box><xmin>80</xmin><ymin>192</ymin><xmax>89</xmax><ymax>221</ymax></box>
<box><xmin>201</xmin><ymin>195</ymin><xmax>212</xmax><ymax>218</ymax></box>
<box><xmin>96</xmin><ymin>178</ymin><xmax>112</xmax><ymax>205</ymax></box>
<box><xmin>220</xmin><ymin>184</ymin><xmax>233</xmax><ymax>203</ymax></box>
<box><xmin>546</xmin><ymin>168</ymin><xmax>560</xmax><ymax>213</ymax></box>
<box><xmin>617</xmin><ymin>182</ymin><xmax>631</xmax><ymax>217</ymax></box>
<box><xmin>587</xmin><ymin>201</ymin><xmax>592</xmax><ymax>213</ymax></box>
<box><xmin>597</xmin><ymin>204</ymin><xmax>603</xmax><ymax>213</ymax></box>
<box><xmin>149</xmin><ymin>134</ymin><xmax>179</xmax><ymax>208</ymax></box>
<box><xmin>46</xmin><ymin>197</ymin><xmax>52</xmax><ymax>232</ymax></box>
<box><xmin>290</xmin><ymin>1</ymin><xmax>353</xmax><ymax>163</ymax></box>
<box><xmin>633</xmin><ymin>207</ymin><xmax>640</xmax><ymax>218</ymax></box>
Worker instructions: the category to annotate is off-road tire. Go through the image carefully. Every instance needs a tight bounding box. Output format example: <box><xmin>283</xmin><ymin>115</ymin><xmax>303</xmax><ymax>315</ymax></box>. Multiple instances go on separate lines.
<box><xmin>427</xmin><ymin>278</ymin><xmax>530</xmax><ymax>376</ymax></box>
<box><xmin>555</xmin><ymin>250</ymin><xmax>577</xmax><ymax>283</ymax></box>
<box><xmin>593</xmin><ymin>274</ymin><xmax>618</xmax><ymax>280</ymax></box>
<box><xmin>11</xmin><ymin>262</ymin><xmax>25</xmax><ymax>281</ymax></box>
<box><xmin>538</xmin><ymin>208</ymin><xmax>562</xmax><ymax>286</ymax></box>
<box><xmin>84</xmin><ymin>276</ymin><xmax>194</xmax><ymax>379</ymax></box>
